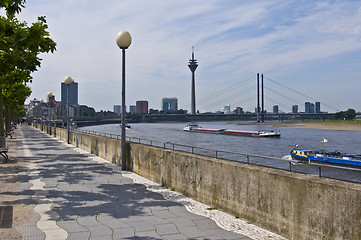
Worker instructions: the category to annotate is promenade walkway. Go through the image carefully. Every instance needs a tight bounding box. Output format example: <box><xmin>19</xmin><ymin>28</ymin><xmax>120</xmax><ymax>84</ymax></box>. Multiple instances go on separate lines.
<box><xmin>2</xmin><ymin>125</ymin><xmax>284</xmax><ymax>240</ymax></box>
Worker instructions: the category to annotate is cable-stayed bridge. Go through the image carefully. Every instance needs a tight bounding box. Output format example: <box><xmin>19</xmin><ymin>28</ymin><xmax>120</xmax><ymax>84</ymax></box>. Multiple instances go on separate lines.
<box><xmin>181</xmin><ymin>73</ymin><xmax>340</xmax><ymax>115</ymax></box>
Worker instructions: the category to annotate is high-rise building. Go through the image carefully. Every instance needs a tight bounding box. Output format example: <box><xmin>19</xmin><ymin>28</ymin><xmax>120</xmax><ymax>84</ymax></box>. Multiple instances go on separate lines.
<box><xmin>222</xmin><ymin>105</ymin><xmax>231</xmax><ymax>114</ymax></box>
<box><xmin>113</xmin><ymin>105</ymin><xmax>121</xmax><ymax>115</ymax></box>
<box><xmin>315</xmin><ymin>102</ymin><xmax>321</xmax><ymax>113</ymax></box>
<box><xmin>273</xmin><ymin>105</ymin><xmax>279</xmax><ymax>114</ymax></box>
<box><xmin>136</xmin><ymin>101</ymin><xmax>148</xmax><ymax>114</ymax></box>
<box><xmin>61</xmin><ymin>81</ymin><xmax>78</xmax><ymax>106</ymax></box>
<box><xmin>129</xmin><ymin>105</ymin><xmax>136</xmax><ymax>113</ymax></box>
<box><xmin>305</xmin><ymin>102</ymin><xmax>315</xmax><ymax>113</ymax></box>
<box><xmin>292</xmin><ymin>105</ymin><xmax>298</xmax><ymax>113</ymax></box>
<box><xmin>162</xmin><ymin>98</ymin><xmax>178</xmax><ymax>112</ymax></box>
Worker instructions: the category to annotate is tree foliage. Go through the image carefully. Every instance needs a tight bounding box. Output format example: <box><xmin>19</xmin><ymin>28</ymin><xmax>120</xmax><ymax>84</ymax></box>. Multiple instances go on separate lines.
<box><xmin>335</xmin><ymin>108</ymin><xmax>356</xmax><ymax>120</ymax></box>
<box><xmin>0</xmin><ymin>0</ymin><xmax>57</xmax><ymax>136</ymax></box>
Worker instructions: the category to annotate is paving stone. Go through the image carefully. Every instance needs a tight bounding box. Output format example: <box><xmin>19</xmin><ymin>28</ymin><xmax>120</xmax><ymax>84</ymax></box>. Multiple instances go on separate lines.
<box><xmin>207</xmin><ymin>228</ymin><xmax>249</xmax><ymax>239</ymax></box>
<box><xmin>89</xmin><ymin>235</ymin><xmax>112</xmax><ymax>240</ymax></box>
<box><xmin>163</xmin><ymin>233</ymin><xmax>190</xmax><ymax>239</ymax></box>
<box><xmin>178</xmin><ymin>225</ymin><xmax>209</xmax><ymax>238</ymax></box>
<box><xmin>194</xmin><ymin>218</ymin><xmax>221</xmax><ymax>231</ymax></box>
<box><xmin>155</xmin><ymin>223</ymin><xmax>179</xmax><ymax>236</ymax></box>
<box><xmin>57</xmin><ymin>220</ymin><xmax>89</xmax><ymax>232</ymax></box>
<box><xmin>113</xmin><ymin>227</ymin><xmax>135</xmax><ymax>239</ymax></box>
<box><xmin>87</xmin><ymin>224</ymin><xmax>112</xmax><ymax>236</ymax></box>
<box><xmin>152</xmin><ymin>209</ymin><xmax>177</xmax><ymax>219</ymax></box>
<box><xmin>134</xmin><ymin>230</ymin><xmax>162</xmax><ymax>239</ymax></box>
<box><xmin>76</xmin><ymin>216</ymin><xmax>99</xmax><ymax>226</ymax></box>
<box><xmin>168</xmin><ymin>206</ymin><xmax>205</xmax><ymax>220</ymax></box>
<box><xmin>169</xmin><ymin>217</ymin><xmax>195</xmax><ymax>227</ymax></box>
<box><xmin>67</xmin><ymin>231</ymin><xmax>91</xmax><ymax>240</ymax></box>
<box><xmin>17</xmin><ymin>225</ymin><xmax>45</xmax><ymax>239</ymax></box>
<box><xmin>138</xmin><ymin>215</ymin><xmax>169</xmax><ymax>225</ymax></box>
<box><xmin>96</xmin><ymin>218</ymin><xmax>131</xmax><ymax>229</ymax></box>
<box><xmin>128</xmin><ymin>221</ymin><xmax>155</xmax><ymax>232</ymax></box>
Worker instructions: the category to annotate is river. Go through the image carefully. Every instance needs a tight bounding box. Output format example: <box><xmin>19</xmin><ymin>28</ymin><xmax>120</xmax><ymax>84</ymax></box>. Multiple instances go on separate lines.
<box><xmin>79</xmin><ymin>121</ymin><xmax>361</xmax><ymax>183</ymax></box>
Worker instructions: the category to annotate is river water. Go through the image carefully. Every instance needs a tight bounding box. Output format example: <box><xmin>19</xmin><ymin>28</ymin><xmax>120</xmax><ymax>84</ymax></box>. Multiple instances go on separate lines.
<box><xmin>79</xmin><ymin>121</ymin><xmax>361</xmax><ymax>183</ymax></box>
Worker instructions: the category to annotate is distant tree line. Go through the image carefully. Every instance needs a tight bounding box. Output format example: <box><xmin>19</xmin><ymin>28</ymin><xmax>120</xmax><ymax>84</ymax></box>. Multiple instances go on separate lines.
<box><xmin>335</xmin><ymin>108</ymin><xmax>356</xmax><ymax>120</ymax></box>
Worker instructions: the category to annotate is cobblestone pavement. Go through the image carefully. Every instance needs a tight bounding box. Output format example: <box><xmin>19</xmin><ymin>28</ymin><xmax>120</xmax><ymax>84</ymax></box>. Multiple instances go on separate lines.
<box><xmin>15</xmin><ymin>125</ymin><xmax>252</xmax><ymax>240</ymax></box>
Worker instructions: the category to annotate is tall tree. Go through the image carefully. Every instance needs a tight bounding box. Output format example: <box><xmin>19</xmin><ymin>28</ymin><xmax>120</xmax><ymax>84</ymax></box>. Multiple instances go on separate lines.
<box><xmin>0</xmin><ymin>0</ymin><xmax>56</xmax><ymax>145</ymax></box>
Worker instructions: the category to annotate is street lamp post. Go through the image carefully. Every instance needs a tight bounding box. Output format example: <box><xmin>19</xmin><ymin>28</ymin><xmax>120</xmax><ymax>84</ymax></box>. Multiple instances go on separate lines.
<box><xmin>40</xmin><ymin>99</ymin><xmax>44</xmax><ymax>130</ymax></box>
<box><xmin>34</xmin><ymin>103</ymin><xmax>39</xmax><ymax>126</ymax></box>
<box><xmin>64</xmin><ymin>76</ymin><xmax>73</xmax><ymax>144</ymax></box>
<box><xmin>47</xmin><ymin>92</ymin><xmax>53</xmax><ymax>134</ymax></box>
<box><xmin>116</xmin><ymin>31</ymin><xmax>132</xmax><ymax>171</ymax></box>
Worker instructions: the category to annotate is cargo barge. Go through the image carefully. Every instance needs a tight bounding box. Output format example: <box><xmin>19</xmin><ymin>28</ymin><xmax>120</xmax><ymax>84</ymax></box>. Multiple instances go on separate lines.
<box><xmin>183</xmin><ymin>124</ymin><xmax>280</xmax><ymax>137</ymax></box>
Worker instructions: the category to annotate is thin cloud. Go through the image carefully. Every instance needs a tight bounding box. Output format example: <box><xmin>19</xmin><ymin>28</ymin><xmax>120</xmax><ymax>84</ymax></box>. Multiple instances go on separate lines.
<box><xmin>15</xmin><ymin>0</ymin><xmax>361</xmax><ymax>112</ymax></box>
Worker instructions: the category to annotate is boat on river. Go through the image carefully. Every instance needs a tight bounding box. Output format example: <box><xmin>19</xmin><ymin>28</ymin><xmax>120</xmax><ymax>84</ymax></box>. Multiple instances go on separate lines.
<box><xmin>290</xmin><ymin>149</ymin><xmax>361</xmax><ymax>167</ymax></box>
<box><xmin>182</xmin><ymin>124</ymin><xmax>280</xmax><ymax>137</ymax></box>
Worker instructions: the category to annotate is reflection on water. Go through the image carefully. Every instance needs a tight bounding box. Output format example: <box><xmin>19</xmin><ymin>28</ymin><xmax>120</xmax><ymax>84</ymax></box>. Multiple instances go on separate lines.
<box><xmin>80</xmin><ymin>121</ymin><xmax>361</xmax><ymax>183</ymax></box>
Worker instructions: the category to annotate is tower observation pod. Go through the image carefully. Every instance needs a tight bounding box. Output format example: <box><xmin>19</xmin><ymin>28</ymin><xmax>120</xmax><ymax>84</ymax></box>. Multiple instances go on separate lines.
<box><xmin>188</xmin><ymin>46</ymin><xmax>198</xmax><ymax>115</ymax></box>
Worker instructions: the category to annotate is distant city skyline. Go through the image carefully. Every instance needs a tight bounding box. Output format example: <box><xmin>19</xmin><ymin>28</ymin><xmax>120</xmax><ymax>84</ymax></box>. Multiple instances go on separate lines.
<box><xmin>19</xmin><ymin>1</ymin><xmax>361</xmax><ymax>113</ymax></box>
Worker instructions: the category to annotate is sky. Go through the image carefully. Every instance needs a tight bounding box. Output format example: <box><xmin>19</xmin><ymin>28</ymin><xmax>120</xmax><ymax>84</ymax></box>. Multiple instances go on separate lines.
<box><xmin>13</xmin><ymin>0</ymin><xmax>361</xmax><ymax>113</ymax></box>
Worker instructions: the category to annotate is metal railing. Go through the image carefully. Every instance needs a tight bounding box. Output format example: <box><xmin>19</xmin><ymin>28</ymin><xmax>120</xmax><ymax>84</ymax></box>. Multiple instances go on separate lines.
<box><xmin>75</xmin><ymin>128</ymin><xmax>361</xmax><ymax>183</ymax></box>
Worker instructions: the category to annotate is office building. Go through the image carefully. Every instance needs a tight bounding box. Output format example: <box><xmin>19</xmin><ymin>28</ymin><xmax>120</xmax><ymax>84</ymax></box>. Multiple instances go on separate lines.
<box><xmin>305</xmin><ymin>102</ymin><xmax>315</xmax><ymax>113</ymax></box>
<box><xmin>292</xmin><ymin>105</ymin><xmax>298</xmax><ymax>113</ymax></box>
<box><xmin>113</xmin><ymin>105</ymin><xmax>121</xmax><ymax>115</ymax></box>
<box><xmin>222</xmin><ymin>105</ymin><xmax>231</xmax><ymax>114</ymax></box>
<box><xmin>129</xmin><ymin>105</ymin><xmax>136</xmax><ymax>113</ymax></box>
<box><xmin>136</xmin><ymin>101</ymin><xmax>148</xmax><ymax>114</ymax></box>
<box><xmin>273</xmin><ymin>105</ymin><xmax>279</xmax><ymax>114</ymax></box>
<box><xmin>61</xmin><ymin>81</ymin><xmax>78</xmax><ymax>106</ymax></box>
<box><xmin>162</xmin><ymin>97</ymin><xmax>178</xmax><ymax>112</ymax></box>
<box><xmin>315</xmin><ymin>102</ymin><xmax>321</xmax><ymax>113</ymax></box>
<box><xmin>233</xmin><ymin>107</ymin><xmax>244</xmax><ymax>114</ymax></box>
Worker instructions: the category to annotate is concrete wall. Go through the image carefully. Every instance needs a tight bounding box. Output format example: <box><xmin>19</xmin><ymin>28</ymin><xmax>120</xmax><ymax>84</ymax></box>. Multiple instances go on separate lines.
<box><xmin>34</xmin><ymin>124</ymin><xmax>361</xmax><ymax>240</ymax></box>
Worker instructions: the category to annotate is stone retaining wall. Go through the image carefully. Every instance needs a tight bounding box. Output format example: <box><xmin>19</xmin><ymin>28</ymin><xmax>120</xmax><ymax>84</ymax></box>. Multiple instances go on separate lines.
<box><xmin>34</xmin><ymin>124</ymin><xmax>361</xmax><ymax>240</ymax></box>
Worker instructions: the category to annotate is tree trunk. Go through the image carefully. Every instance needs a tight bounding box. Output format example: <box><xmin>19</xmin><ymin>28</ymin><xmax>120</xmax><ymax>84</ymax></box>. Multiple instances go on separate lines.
<box><xmin>5</xmin><ymin>105</ymin><xmax>12</xmax><ymax>133</ymax></box>
<box><xmin>0</xmin><ymin>86</ymin><xmax>6</xmax><ymax>147</ymax></box>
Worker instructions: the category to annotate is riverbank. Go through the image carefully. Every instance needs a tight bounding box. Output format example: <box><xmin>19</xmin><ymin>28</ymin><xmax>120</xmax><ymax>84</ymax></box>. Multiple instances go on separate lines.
<box><xmin>259</xmin><ymin>120</ymin><xmax>361</xmax><ymax>131</ymax></box>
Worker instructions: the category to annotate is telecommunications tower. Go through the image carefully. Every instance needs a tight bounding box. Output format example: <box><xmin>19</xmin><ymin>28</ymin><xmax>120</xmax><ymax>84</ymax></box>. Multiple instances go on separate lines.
<box><xmin>188</xmin><ymin>46</ymin><xmax>198</xmax><ymax>115</ymax></box>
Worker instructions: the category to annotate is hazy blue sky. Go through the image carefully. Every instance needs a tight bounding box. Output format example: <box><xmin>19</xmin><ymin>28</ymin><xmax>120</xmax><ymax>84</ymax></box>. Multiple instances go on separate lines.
<box><xmin>17</xmin><ymin>0</ymin><xmax>361</xmax><ymax>113</ymax></box>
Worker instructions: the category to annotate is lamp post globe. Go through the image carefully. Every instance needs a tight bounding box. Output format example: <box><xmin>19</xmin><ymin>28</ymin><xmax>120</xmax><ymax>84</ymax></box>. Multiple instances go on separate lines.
<box><xmin>116</xmin><ymin>30</ymin><xmax>131</xmax><ymax>171</ymax></box>
<box><xmin>116</xmin><ymin>31</ymin><xmax>132</xmax><ymax>49</ymax></box>
<box><xmin>47</xmin><ymin>91</ymin><xmax>53</xmax><ymax>99</ymax></box>
<box><xmin>64</xmin><ymin>76</ymin><xmax>73</xmax><ymax>86</ymax></box>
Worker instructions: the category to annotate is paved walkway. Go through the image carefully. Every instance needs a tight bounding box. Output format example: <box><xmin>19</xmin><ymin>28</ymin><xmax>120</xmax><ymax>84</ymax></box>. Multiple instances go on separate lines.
<box><xmin>12</xmin><ymin>125</ymin><xmax>277</xmax><ymax>240</ymax></box>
